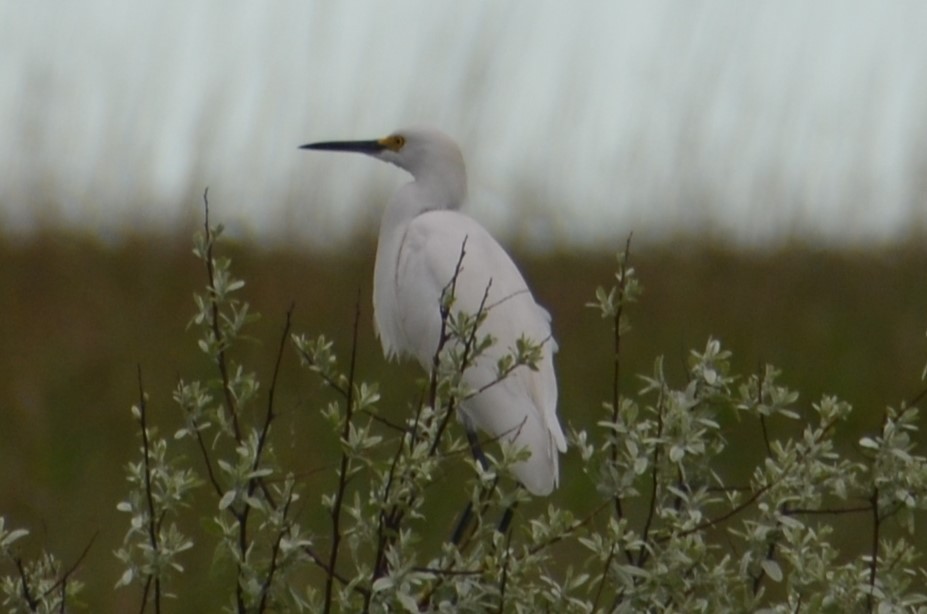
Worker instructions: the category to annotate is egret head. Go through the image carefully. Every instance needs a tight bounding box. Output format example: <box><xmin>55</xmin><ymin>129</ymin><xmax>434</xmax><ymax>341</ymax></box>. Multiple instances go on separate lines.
<box><xmin>301</xmin><ymin>126</ymin><xmax>467</xmax><ymax>197</ymax></box>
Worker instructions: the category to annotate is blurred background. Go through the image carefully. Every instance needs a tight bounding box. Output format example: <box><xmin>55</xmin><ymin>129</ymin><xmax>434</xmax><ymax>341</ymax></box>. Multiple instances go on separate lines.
<box><xmin>2</xmin><ymin>1</ymin><xmax>927</xmax><ymax>609</ymax></box>
<box><xmin>3</xmin><ymin>1</ymin><xmax>927</xmax><ymax>247</ymax></box>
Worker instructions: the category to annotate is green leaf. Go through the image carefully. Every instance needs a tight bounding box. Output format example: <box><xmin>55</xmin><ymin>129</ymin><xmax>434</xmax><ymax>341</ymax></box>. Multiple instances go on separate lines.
<box><xmin>760</xmin><ymin>559</ymin><xmax>783</xmax><ymax>582</ymax></box>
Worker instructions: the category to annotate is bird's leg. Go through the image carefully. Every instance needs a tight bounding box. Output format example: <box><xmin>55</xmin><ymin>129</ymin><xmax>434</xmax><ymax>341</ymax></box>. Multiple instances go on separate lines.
<box><xmin>450</xmin><ymin>501</ymin><xmax>475</xmax><ymax>546</ymax></box>
<box><xmin>466</xmin><ymin>428</ymin><xmax>490</xmax><ymax>471</ymax></box>
<box><xmin>449</xmin><ymin>429</ymin><xmax>489</xmax><ymax>545</ymax></box>
<box><xmin>497</xmin><ymin>498</ymin><xmax>518</xmax><ymax>535</ymax></box>
<box><xmin>470</xmin><ymin>431</ymin><xmax>518</xmax><ymax>537</ymax></box>
<box><xmin>464</xmin><ymin>430</ymin><xmax>521</xmax><ymax>538</ymax></box>
<box><xmin>450</xmin><ymin>430</ymin><xmax>519</xmax><ymax>544</ymax></box>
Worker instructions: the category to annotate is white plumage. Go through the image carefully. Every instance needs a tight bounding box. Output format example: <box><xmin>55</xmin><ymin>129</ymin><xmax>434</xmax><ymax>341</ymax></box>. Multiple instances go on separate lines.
<box><xmin>301</xmin><ymin>126</ymin><xmax>566</xmax><ymax>495</ymax></box>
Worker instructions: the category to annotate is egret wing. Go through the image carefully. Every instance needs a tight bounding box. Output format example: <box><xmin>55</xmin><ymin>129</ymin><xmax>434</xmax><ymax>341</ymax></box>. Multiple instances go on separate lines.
<box><xmin>394</xmin><ymin>209</ymin><xmax>566</xmax><ymax>494</ymax></box>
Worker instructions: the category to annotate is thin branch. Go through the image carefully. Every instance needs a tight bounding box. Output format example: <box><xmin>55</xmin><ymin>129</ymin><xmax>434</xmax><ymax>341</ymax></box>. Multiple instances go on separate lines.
<box><xmin>371</xmin><ymin>395</ymin><xmax>432</xmax><ymax>591</ymax></box>
<box><xmin>592</xmin><ymin>543</ymin><xmax>616</xmax><ymax>612</ymax></box>
<box><xmin>188</xmin><ymin>415</ymin><xmax>223</xmax><ymax>497</ymax></box>
<box><xmin>876</xmin><ymin>501</ymin><xmax>905</xmax><ymax>523</ymax></box>
<box><xmin>428</xmin><ymin>237</ymin><xmax>468</xmax><ymax>413</ymax></box>
<box><xmin>783</xmin><ymin>505</ymin><xmax>871</xmax><ymax>516</ymax></box>
<box><xmin>866</xmin><ymin>404</ymin><xmax>897</xmax><ymax>612</ymax></box>
<box><xmin>752</xmin><ymin>539</ymin><xmax>777</xmax><ymax>596</ymax></box>
<box><xmin>418</xmin><ymin>472</ymin><xmax>508</xmax><ymax>609</ymax></box>
<box><xmin>14</xmin><ymin>557</ymin><xmax>38</xmax><ymax>610</ymax></box>
<box><xmin>303</xmin><ymin>545</ymin><xmax>370</xmax><ymax>598</ymax></box>
<box><xmin>293</xmin><ymin>346</ymin><xmax>349</xmax><ymax>400</ymax></box>
<box><xmin>496</xmin><ymin>523</ymin><xmax>514</xmax><ymax>614</ymax></box>
<box><xmin>231</xmin><ymin>305</ymin><xmax>295</xmax><ymax>614</ymax></box>
<box><xmin>467</xmin><ymin>334</ymin><xmax>554</xmax><ymax>399</ymax></box>
<box><xmin>673</xmin><ymin>480</ymin><xmax>775</xmax><ymax>542</ymax></box>
<box><xmin>749</xmin><ymin>367</ymin><xmax>777</xmax><ymax>598</ymax></box>
<box><xmin>528</xmin><ymin>499</ymin><xmax>611</xmax><ymax>556</ymax></box>
<box><xmin>612</xmin><ymin>233</ymin><xmax>633</xmax><ymax>424</ymax></box>
<box><xmin>430</xmin><ymin>243</ymin><xmax>488</xmax><ymax>458</ymax></box>
<box><xmin>428</xmin><ymin>395</ymin><xmax>460</xmax><ymax>460</ymax></box>
<box><xmin>425</xmin><ymin>265</ymin><xmax>492</xmax><ymax>555</ymax></box>
<box><xmin>664</xmin><ymin>416</ymin><xmax>843</xmax><ymax>542</ymax></box>
<box><xmin>636</xmin><ymin>384</ymin><xmax>664</xmax><ymax>568</ymax></box>
<box><xmin>46</xmin><ymin>532</ymin><xmax>96</xmax><ymax>601</ymax></box>
<box><xmin>411</xmin><ymin>566</ymin><xmax>481</xmax><ymax>576</ymax></box>
<box><xmin>202</xmin><ymin>189</ymin><xmax>243</xmax><ymax>442</ymax></box>
<box><xmin>325</xmin><ymin>297</ymin><xmax>362</xmax><ymax>614</ymax></box>
<box><xmin>906</xmin><ymin>384</ymin><xmax>927</xmax><ymax>408</ymax></box>
<box><xmin>257</xmin><ymin>489</ymin><xmax>295</xmax><ymax>613</ymax></box>
<box><xmin>459</xmin><ymin>474</ymin><xmax>504</xmax><ymax>551</ymax></box>
<box><xmin>14</xmin><ymin>532</ymin><xmax>98</xmax><ymax>611</ymax></box>
<box><xmin>136</xmin><ymin>366</ymin><xmax>161</xmax><ymax>613</ymax></box>
<box><xmin>611</xmin><ymin>233</ymin><xmax>633</xmax><ymax>522</ymax></box>
<box><xmin>371</xmin><ymin>418</ymin><xmax>410</xmax><ymax>584</ymax></box>
<box><xmin>254</xmin><ymin>303</ymin><xmax>293</xmax><ymax>469</ymax></box>
<box><xmin>140</xmin><ymin>577</ymin><xmax>153</xmax><ymax>614</ymax></box>
<box><xmin>590</xmin><ymin>234</ymin><xmax>638</xmax><ymax>610</ymax></box>
<box><xmin>361</xmin><ymin>408</ymin><xmax>407</xmax><ymax>433</ymax></box>
<box><xmin>706</xmin><ymin>485</ymin><xmax>754</xmax><ymax>493</ymax></box>
<box><xmin>483</xmin><ymin>287</ymin><xmax>530</xmax><ymax>313</ymax></box>
<box><xmin>757</xmin><ymin>364</ymin><xmax>772</xmax><ymax>456</ymax></box>
<box><xmin>247</xmin><ymin>304</ymin><xmax>294</xmax><ymax>509</ymax></box>
<box><xmin>867</xmin><ymin>487</ymin><xmax>880</xmax><ymax>613</ymax></box>
<box><xmin>58</xmin><ymin>577</ymin><xmax>66</xmax><ymax>614</ymax></box>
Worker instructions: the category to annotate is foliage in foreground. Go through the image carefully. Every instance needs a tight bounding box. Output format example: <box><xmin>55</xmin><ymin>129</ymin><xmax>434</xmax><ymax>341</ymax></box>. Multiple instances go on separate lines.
<box><xmin>3</xmin><ymin>206</ymin><xmax>927</xmax><ymax>612</ymax></box>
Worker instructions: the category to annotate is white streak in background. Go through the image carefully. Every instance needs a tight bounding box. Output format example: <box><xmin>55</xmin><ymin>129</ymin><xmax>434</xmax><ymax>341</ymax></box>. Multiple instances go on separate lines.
<box><xmin>1</xmin><ymin>1</ymin><xmax>926</xmax><ymax>248</ymax></box>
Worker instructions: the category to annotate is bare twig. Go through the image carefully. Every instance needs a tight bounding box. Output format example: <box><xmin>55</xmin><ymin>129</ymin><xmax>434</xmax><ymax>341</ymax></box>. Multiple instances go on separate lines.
<box><xmin>611</xmin><ymin>234</ymin><xmax>633</xmax><ymax>522</ymax></box>
<box><xmin>303</xmin><ymin>544</ymin><xmax>370</xmax><ymax>598</ymax></box>
<box><xmin>233</xmin><ymin>305</ymin><xmax>295</xmax><ymax>613</ymax></box>
<box><xmin>783</xmin><ymin>505</ymin><xmax>871</xmax><ymax>516</ymax></box>
<box><xmin>202</xmin><ymin>189</ymin><xmax>243</xmax><ymax>442</ymax></box>
<box><xmin>247</xmin><ymin>304</ymin><xmax>294</xmax><ymax>510</ymax></box>
<box><xmin>257</xmin><ymin>489</ymin><xmax>295</xmax><ymax>613</ymax></box>
<box><xmin>14</xmin><ymin>532</ymin><xmax>97</xmax><ymax>612</ymax></box>
<box><xmin>752</xmin><ymin>540</ymin><xmax>777</xmax><ymax>596</ymax></box>
<box><xmin>51</xmin><ymin>533</ymin><xmax>96</xmax><ymax>602</ymax></box>
<box><xmin>663</xmin><ymin>416</ymin><xmax>842</xmax><ymax>542</ymax></box>
<box><xmin>592</xmin><ymin>543</ymin><xmax>617</xmax><ymax>612</ymax></box>
<box><xmin>528</xmin><ymin>499</ymin><xmax>612</xmax><ymax>556</ymax></box>
<box><xmin>757</xmin><ymin>365</ymin><xmax>772</xmax><ymax>456</ymax></box>
<box><xmin>906</xmin><ymin>384</ymin><xmax>927</xmax><ymax>408</ymax></box>
<box><xmin>187</xmin><ymin>415</ymin><xmax>224</xmax><ymax>497</ymax></box>
<box><xmin>867</xmin><ymin>488</ymin><xmax>880</xmax><ymax>613</ymax></box>
<box><xmin>136</xmin><ymin>366</ymin><xmax>161</xmax><ymax>613</ymax></box>
<box><xmin>428</xmin><ymin>237</ymin><xmax>469</xmax><ymax>413</ymax></box>
<box><xmin>255</xmin><ymin>303</ymin><xmax>293</xmax><ymax>471</ymax></box>
<box><xmin>430</xmin><ymin>275</ymin><xmax>491</xmax><ymax>457</ymax></box>
<box><xmin>496</xmin><ymin>523</ymin><xmax>514</xmax><ymax>613</ymax></box>
<box><xmin>325</xmin><ymin>297</ymin><xmax>362</xmax><ymax>614</ymax></box>
<box><xmin>429</xmin><ymin>239</ymin><xmax>483</xmax><ymax>458</ymax></box>
<box><xmin>13</xmin><ymin>557</ymin><xmax>38</xmax><ymax>610</ymax></box>
<box><xmin>293</xmin><ymin>348</ymin><xmax>349</xmax><ymax>399</ymax></box>
<box><xmin>636</xmin><ymin>385</ymin><xmax>664</xmax><ymax>568</ymax></box>
<box><xmin>411</xmin><ymin>566</ymin><xmax>481</xmax><ymax>576</ymax></box>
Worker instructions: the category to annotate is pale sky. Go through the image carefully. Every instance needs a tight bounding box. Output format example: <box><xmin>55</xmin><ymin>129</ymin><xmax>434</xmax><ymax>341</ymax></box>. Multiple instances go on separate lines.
<box><xmin>2</xmin><ymin>1</ymin><xmax>926</xmax><ymax>249</ymax></box>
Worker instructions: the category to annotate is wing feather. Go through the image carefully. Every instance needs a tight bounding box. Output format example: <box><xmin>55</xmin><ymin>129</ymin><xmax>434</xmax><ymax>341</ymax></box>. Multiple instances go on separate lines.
<box><xmin>393</xmin><ymin>210</ymin><xmax>565</xmax><ymax>494</ymax></box>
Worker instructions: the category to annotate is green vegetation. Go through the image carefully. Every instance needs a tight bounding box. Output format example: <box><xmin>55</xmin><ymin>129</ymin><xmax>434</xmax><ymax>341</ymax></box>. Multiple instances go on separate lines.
<box><xmin>0</xmin><ymin>221</ymin><xmax>926</xmax><ymax>611</ymax></box>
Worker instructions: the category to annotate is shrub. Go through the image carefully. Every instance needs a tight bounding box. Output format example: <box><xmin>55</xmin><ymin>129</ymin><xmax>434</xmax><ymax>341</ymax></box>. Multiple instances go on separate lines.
<box><xmin>2</xmin><ymin>204</ymin><xmax>927</xmax><ymax>612</ymax></box>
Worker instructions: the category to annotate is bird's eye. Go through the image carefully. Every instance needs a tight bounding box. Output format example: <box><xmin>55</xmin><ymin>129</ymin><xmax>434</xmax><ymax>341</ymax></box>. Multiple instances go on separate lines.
<box><xmin>382</xmin><ymin>135</ymin><xmax>405</xmax><ymax>151</ymax></box>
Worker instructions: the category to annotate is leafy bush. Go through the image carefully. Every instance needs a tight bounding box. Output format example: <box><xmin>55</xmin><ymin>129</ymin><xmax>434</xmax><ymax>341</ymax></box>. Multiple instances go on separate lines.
<box><xmin>2</xmin><ymin>205</ymin><xmax>927</xmax><ymax>612</ymax></box>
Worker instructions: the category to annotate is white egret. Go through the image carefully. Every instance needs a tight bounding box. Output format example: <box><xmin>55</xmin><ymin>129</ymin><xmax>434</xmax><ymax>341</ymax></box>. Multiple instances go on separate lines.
<box><xmin>300</xmin><ymin>127</ymin><xmax>566</xmax><ymax>496</ymax></box>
